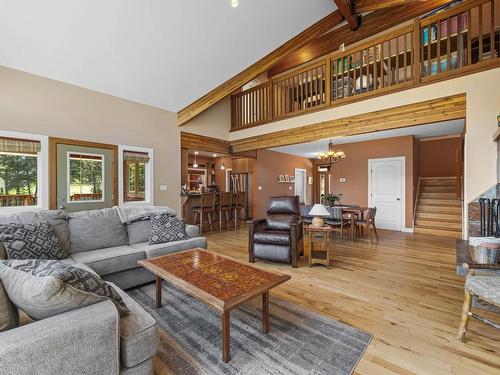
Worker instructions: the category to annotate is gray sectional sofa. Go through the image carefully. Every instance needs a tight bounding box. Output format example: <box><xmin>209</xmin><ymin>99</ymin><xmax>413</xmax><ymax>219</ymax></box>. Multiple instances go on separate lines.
<box><xmin>0</xmin><ymin>207</ymin><xmax>207</xmax><ymax>375</ymax></box>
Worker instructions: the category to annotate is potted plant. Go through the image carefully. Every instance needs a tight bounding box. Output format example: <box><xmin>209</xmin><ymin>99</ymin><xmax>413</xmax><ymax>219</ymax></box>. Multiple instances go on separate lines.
<box><xmin>324</xmin><ymin>193</ymin><xmax>343</xmax><ymax>206</ymax></box>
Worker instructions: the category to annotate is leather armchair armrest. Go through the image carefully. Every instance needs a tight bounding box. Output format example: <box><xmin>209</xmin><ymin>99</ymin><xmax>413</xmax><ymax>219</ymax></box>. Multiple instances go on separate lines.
<box><xmin>248</xmin><ymin>218</ymin><xmax>266</xmax><ymax>263</ymax></box>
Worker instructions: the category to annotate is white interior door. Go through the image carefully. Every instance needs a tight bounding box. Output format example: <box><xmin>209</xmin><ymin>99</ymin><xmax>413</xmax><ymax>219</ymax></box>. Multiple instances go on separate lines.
<box><xmin>368</xmin><ymin>157</ymin><xmax>404</xmax><ymax>231</ymax></box>
<box><xmin>295</xmin><ymin>168</ymin><xmax>307</xmax><ymax>204</ymax></box>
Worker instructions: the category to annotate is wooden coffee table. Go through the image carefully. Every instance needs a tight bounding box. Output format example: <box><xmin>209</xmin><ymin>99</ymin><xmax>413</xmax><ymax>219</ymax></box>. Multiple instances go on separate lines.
<box><xmin>138</xmin><ymin>248</ymin><xmax>290</xmax><ymax>363</ymax></box>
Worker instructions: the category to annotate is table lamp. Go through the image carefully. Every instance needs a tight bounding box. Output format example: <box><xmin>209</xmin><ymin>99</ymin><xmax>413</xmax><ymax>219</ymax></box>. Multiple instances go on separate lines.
<box><xmin>308</xmin><ymin>204</ymin><xmax>330</xmax><ymax>227</ymax></box>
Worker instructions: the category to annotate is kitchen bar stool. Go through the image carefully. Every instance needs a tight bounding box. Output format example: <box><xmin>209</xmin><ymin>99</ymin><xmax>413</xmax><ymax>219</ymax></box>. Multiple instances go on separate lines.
<box><xmin>216</xmin><ymin>192</ymin><xmax>233</xmax><ymax>231</ymax></box>
<box><xmin>232</xmin><ymin>191</ymin><xmax>246</xmax><ymax>230</ymax></box>
<box><xmin>193</xmin><ymin>192</ymin><xmax>216</xmax><ymax>233</ymax></box>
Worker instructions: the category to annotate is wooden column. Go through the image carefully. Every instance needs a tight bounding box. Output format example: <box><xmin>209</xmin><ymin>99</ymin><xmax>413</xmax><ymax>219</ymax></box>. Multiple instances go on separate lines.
<box><xmin>181</xmin><ymin>148</ymin><xmax>189</xmax><ymax>186</ymax></box>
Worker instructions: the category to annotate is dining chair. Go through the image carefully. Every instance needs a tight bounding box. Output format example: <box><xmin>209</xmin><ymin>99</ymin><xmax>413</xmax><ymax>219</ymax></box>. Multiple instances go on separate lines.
<box><xmin>192</xmin><ymin>192</ymin><xmax>216</xmax><ymax>233</ymax></box>
<box><xmin>355</xmin><ymin>207</ymin><xmax>379</xmax><ymax>242</ymax></box>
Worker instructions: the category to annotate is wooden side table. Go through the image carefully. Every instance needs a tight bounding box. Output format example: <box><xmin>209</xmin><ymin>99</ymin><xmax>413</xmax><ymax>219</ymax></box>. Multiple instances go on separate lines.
<box><xmin>306</xmin><ymin>225</ymin><xmax>335</xmax><ymax>267</ymax></box>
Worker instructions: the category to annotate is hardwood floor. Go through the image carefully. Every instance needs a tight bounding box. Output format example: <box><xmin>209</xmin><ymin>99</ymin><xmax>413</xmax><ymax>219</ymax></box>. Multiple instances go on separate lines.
<box><xmin>154</xmin><ymin>228</ymin><xmax>500</xmax><ymax>374</ymax></box>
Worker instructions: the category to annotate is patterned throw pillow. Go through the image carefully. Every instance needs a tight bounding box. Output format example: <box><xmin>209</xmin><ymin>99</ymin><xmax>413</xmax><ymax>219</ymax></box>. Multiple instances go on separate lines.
<box><xmin>0</xmin><ymin>223</ymin><xmax>67</xmax><ymax>260</ymax></box>
<box><xmin>149</xmin><ymin>215</ymin><xmax>187</xmax><ymax>245</ymax></box>
<box><xmin>0</xmin><ymin>259</ymin><xmax>129</xmax><ymax>320</ymax></box>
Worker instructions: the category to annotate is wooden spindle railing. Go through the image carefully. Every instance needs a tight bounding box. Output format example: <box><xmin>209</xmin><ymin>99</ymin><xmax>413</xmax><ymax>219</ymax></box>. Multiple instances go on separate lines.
<box><xmin>271</xmin><ymin>60</ymin><xmax>328</xmax><ymax>119</ymax></box>
<box><xmin>329</xmin><ymin>25</ymin><xmax>415</xmax><ymax>104</ymax></box>
<box><xmin>230</xmin><ymin>0</ymin><xmax>500</xmax><ymax>130</ymax></box>
<box><xmin>420</xmin><ymin>0</ymin><xmax>499</xmax><ymax>81</ymax></box>
<box><xmin>231</xmin><ymin>82</ymin><xmax>271</xmax><ymax>129</ymax></box>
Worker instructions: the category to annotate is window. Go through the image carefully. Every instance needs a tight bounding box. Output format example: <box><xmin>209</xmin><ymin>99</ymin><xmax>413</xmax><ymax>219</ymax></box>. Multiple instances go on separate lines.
<box><xmin>68</xmin><ymin>153</ymin><xmax>104</xmax><ymax>202</ymax></box>
<box><xmin>0</xmin><ymin>136</ymin><xmax>41</xmax><ymax>208</ymax></box>
<box><xmin>121</xmin><ymin>148</ymin><xmax>152</xmax><ymax>203</ymax></box>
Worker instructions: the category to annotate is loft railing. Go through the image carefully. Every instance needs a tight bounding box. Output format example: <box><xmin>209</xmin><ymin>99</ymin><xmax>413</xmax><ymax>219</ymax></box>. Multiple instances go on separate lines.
<box><xmin>230</xmin><ymin>0</ymin><xmax>500</xmax><ymax>131</ymax></box>
<box><xmin>272</xmin><ymin>60</ymin><xmax>328</xmax><ymax>119</ymax></box>
<box><xmin>420</xmin><ymin>0</ymin><xmax>498</xmax><ymax>81</ymax></box>
<box><xmin>231</xmin><ymin>82</ymin><xmax>271</xmax><ymax>129</ymax></box>
<box><xmin>329</xmin><ymin>25</ymin><xmax>415</xmax><ymax>104</ymax></box>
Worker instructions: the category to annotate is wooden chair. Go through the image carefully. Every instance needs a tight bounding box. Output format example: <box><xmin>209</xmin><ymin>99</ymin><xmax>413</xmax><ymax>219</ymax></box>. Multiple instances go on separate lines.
<box><xmin>458</xmin><ymin>271</ymin><xmax>500</xmax><ymax>342</ymax></box>
<box><xmin>354</xmin><ymin>207</ymin><xmax>379</xmax><ymax>242</ymax></box>
<box><xmin>232</xmin><ymin>191</ymin><xmax>247</xmax><ymax>230</ymax></box>
<box><xmin>339</xmin><ymin>209</ymin><xmax>353</xmax><ymax>242</ymax></box>
<box><xmin>192</xmin><ymin>192</ymin><xmax>216</xmax><ymax>233</ymax></box>
<box><xmin>216</xmin><ymin>192</ymin><xmax>233</xmax><ymax>231</ymax></box>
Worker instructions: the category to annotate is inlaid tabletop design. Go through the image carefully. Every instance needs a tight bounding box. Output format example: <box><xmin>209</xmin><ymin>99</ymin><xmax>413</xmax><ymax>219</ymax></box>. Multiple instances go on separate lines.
<box><xmin>140</xmin><ymin>249</ymin><xmax>290</xmax><ymax>308</ymax></box>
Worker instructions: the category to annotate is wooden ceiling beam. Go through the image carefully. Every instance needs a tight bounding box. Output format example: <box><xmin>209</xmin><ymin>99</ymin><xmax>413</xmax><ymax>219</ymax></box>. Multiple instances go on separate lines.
<box><xmin>334</xmin><ymin>0</ymin><xmax>359</xmax><ymax>30</ymax></box>
<box><xmin>177</xmin><ymin>10</ymin><xmax>343</xmax><ymax>126</ymax></box>
<box><xmin>268</xmin><ymin>0</ymin><xmax>451</xmax><ymax>77</ymax></box>
<box><xmin>355</xmin><ymin>0</ymin><xmax>426</xmax><ymax>13</ymax></box>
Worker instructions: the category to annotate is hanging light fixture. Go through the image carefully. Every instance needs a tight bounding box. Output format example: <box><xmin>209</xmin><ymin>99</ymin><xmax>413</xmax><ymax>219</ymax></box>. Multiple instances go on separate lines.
<box><xmin>193</xmin><ymin>151</ymin><xmax>199</xmax><ymax>168</ymax></box>
<box><xmin>317</xmin><ymin>140</ymin><xmax>346</xmax><ymax>166</ymax></box>
<box><xmin>231</xmin><ymin>0</ymin><xmax>239</xmax><ymax>8</ymax></box>
<box><xmin>220</xmin><ymin>161</ymin><xmax>226</xmax><ymax>170</ymax></box>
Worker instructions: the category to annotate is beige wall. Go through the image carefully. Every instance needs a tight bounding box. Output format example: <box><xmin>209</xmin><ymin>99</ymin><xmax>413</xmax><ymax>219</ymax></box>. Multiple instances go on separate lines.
<box><xmin>253</xmin><ymin>150</ymin><xmax>314</xmax><ymax>218</ymax></box>
<box><xmin>0</xmin><ymin>66</ymin><xmax>223</xmax><ymax>214</ymax></box>
<box><xmin>181</xmin><ymin>97</ymin><xmax>231</xmax><ymax>140</ymax></box>
<box><xmin>230</xmin><ymin>68</ymin><xmax>500</xmax><ymax>235</ymax></box>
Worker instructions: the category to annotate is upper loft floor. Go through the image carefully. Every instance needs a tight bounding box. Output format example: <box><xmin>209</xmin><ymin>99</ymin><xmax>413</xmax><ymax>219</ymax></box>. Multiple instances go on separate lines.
<box><xmin>229</xmin><ymin>0</ymin><xmax>500</xmax><ymax>132</ymax></box>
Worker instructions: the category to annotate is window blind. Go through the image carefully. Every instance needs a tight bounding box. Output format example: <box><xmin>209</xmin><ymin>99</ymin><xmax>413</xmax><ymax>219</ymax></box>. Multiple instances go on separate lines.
<box><xmin>0</xmin><ymin>137</ymin><xmax>41</xmax><ymax>154</ymax></box>
<box><xmin>123</xmin><ymin>151</ymin><xmax>150</xmax><ymax>163</ymax></box>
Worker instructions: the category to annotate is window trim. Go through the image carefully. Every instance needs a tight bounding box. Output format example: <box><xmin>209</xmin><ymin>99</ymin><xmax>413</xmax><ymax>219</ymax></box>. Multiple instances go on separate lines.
<box><xmin>67</xmin><ymin>151</ymin><xmax>105</xmax><ymax>204</ymax></box>
<box><xmin>118</xmin><ymin>145</ymin><xmax>154</xmax><ymax>206</ymax></box>
<box><xmin>0</xmin><ymin>130</ymin><xmax>49</xmax><ymax>214</ymax></box>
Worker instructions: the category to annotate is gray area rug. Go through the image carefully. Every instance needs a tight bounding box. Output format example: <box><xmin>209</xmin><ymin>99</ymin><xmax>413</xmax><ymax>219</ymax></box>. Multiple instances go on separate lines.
<box><xmin>128</xmin><ymin>282</ymin><xmax>372</xmax><ymax>375</ymax></box>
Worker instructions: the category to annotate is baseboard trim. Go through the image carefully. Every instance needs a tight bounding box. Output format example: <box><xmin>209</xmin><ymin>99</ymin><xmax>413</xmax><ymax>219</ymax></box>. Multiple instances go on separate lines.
<box><xmin>402</xmin><ymin>227</ymin><xmax>414</xmax><ymax>233</ymax></box>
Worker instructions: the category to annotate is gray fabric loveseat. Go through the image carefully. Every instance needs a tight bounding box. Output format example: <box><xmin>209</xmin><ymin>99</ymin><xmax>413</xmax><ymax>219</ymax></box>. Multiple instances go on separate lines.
<box><xmin>0</xmin><ymin>206</ymin><xmax>207</xmax><ymax>375</ymax></box>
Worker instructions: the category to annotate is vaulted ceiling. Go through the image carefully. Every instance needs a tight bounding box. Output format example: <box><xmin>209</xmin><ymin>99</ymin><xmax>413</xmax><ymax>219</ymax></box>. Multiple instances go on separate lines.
<box><xmin>0</xmin><ymin>0</ymin><xmax>336</xmax><ymax>112</ymax></box>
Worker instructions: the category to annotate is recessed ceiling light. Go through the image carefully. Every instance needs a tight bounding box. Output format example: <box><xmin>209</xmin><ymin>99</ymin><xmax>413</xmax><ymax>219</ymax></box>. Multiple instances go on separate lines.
<box><xmin>213</xmin><ymin>153</ymin><xmax>217</xmax><ymax>157</ymax></box>
<box><xmin>194</xmin><ymin>151</ymin><xmax>199</xmax><ymax>155</ymax></box>
<box><xmin>231</xmin><ymin>0</ymin><xmax>239</xmax><ymax>8</ymax></box>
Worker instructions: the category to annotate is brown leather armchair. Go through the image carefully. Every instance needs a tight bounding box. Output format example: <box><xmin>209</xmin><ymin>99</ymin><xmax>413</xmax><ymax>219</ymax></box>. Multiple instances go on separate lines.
<box><xmin>248</xmin><ymin>196</ymin><xmax>304</xmax><ymax>268</ymax></box>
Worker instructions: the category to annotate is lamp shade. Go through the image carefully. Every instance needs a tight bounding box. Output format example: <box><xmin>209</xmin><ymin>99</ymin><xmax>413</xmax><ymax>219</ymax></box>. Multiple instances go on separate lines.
<box><xmin>308</xmin><ymin>204</ymin><xmax>330</xmax><ymax>216</ymax></box>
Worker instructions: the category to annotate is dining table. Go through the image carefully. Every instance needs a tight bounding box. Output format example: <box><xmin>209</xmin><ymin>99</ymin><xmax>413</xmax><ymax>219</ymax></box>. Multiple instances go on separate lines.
<box><xmin>341</xmin><ymin>206</ymin><xmax>369</xmax><ymax>241</ymax></box>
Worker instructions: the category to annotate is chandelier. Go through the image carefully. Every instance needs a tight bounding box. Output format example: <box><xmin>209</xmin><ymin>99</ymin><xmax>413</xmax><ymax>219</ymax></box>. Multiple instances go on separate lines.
<box><xmin>317</xmin><ymin>140</ymin><xmax>346</xmax><ymax>165</ymax></box>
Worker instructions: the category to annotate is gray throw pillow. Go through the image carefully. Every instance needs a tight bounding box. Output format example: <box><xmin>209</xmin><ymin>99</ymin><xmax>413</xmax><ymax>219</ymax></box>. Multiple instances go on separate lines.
<box><xmin>0</xmin><ymin>259</ymin><xmax>129</xmax><ymax>320</ymax></box>
<box><xmin>149</xmin><ymin>215</ymin><xmax>187</xmax><ymax>245</ymax></box>
<box><xmin>0</xmin><ymin>281</ymin><xmax>18</xmax><ymax>332</ymax></box>
<box><xmin>0</xmin><ymin>223</ymin><xmax>67</xmax><ymax>260</ymax></box>
<box><xmin>127</xmin><ymin>218</ymin><xmax>152</xmax><ymax>245</ymax></box>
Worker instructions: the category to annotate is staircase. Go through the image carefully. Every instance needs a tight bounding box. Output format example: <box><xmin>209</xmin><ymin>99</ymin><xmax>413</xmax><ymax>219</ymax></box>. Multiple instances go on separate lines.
<box><xmin>414</xmin><ymin>177</ymin><xmax>463</xmax><ymax>238</ymax></box>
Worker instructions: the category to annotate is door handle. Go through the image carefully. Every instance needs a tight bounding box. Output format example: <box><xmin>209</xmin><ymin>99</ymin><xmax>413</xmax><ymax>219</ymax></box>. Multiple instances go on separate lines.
<box><xmin>396</xmin><ymin>198</ymin><xmax>401</xmax><ymax>201</ymax></box>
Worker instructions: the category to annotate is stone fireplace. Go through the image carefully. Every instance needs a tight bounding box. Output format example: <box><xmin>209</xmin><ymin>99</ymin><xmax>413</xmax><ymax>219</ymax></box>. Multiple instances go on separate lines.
<box><xmin>468</xmin><ymin>128</ymin><xmax>500</xmax><ymax>236</ymax></box>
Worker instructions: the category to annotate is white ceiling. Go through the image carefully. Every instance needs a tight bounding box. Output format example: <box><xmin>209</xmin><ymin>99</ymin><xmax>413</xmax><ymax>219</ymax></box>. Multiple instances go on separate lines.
<box><xmin>270</xmin><ymin>119</ymin><xmax>465</xmax><ymax>158</ymax></box>
<box><xmin>0</xmin><ymin>0</ymin><xmax>336</xmax><ymax>112</ymax></box>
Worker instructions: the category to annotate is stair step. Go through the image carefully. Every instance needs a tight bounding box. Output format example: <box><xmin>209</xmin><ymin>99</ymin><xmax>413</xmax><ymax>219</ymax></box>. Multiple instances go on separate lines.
<box><xmin>414</xmin><ymin>227</ymin><xmax>462</xmax><ymax>238</ymax></box>
<box><xmin>417</xmin><ymin>205</ymin><xmax>462</xmax><ymax>214</ymax></box>
<box><xmin>418</xmin><ymin>199</ymin><xmax>462</xmax><ymax>207</ymax></box>
<box><xmin>420</xmin><ymin>177</ymin><xmax>456</xmax><ymax>183</ymax></box>
<box><xmin>420</xmin><ymin>186</ymin><xmax>456</xmax><ymax>193</ymax></box>
<box><xmin>420</xmin><ymin>178</ymin><xmax>457</xmax><ymax>185</ymax></box>
<box><xmin>415</xmin><ymin>219</ymin><xmax>462</xmax><ymax>230</ymax></box>
<box><xmin>416</xmin><ymin>212</ymin><xmax>462</xmax><ymax>221</ymax></box>
<box><xmin>419</xmin><ymin>192</ymin><xmax>458</xmax><ymax>199</ymax></box>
